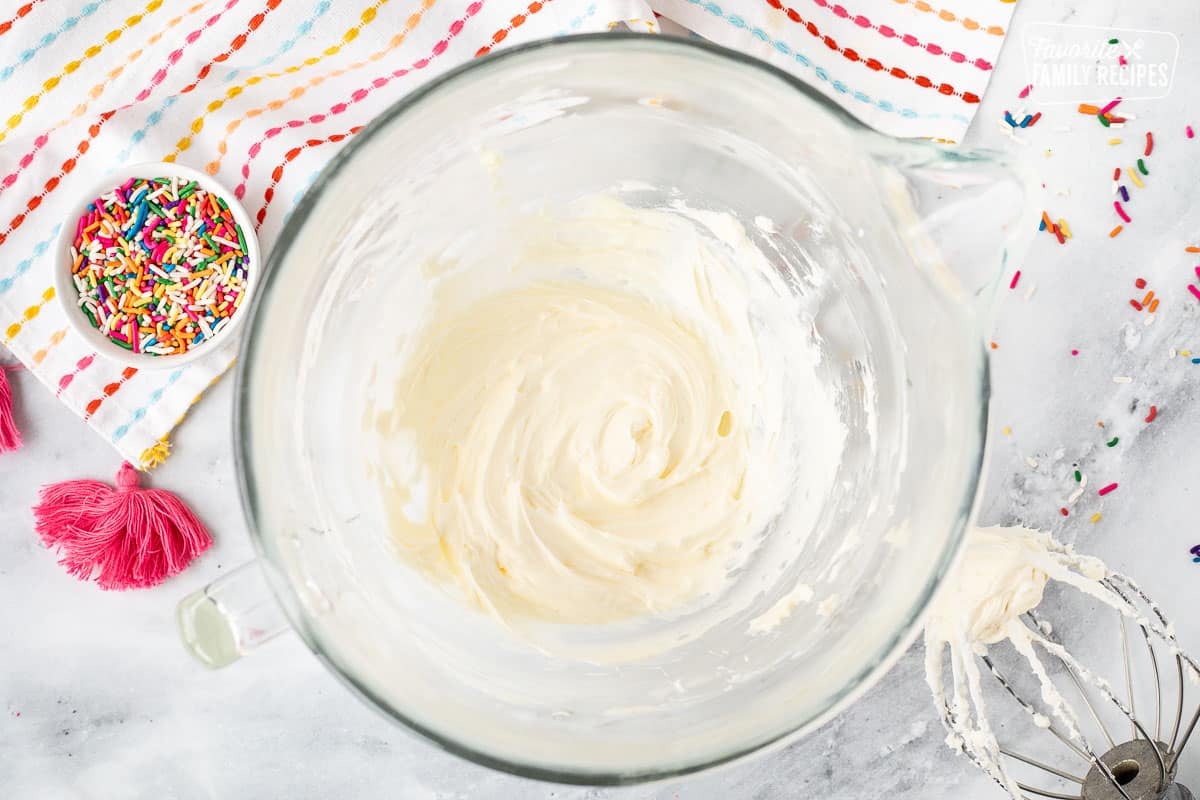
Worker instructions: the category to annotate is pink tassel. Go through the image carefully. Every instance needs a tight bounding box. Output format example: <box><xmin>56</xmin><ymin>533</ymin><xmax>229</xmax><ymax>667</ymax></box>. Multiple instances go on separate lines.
<box><xmin>0</xmin><ymin>365</ymin><xmax>22</xmax><ymax>452</ymax></box>
<box><xmin>34</xmin><ymin>463</ymin><xmax>212</xmax><ymax>590</ymax></box>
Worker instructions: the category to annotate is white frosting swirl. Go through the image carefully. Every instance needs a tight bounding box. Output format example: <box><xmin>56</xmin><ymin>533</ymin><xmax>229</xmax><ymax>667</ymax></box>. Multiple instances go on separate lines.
<box><xmin>366</xmin><ymin>195</ymin><xmax>837</xmax><ymax>628</ymax></box>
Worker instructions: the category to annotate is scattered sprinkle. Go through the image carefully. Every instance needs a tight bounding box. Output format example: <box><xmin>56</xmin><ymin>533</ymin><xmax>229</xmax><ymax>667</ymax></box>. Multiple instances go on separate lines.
<box><xmin>1189</xmin><ymin>125</ymin><xmax>1195</xmax><ymax>139</ymax></box>
<box><xmin>990</xmin><ymin>341</ymin><xmax>999</xmax><ymax>350</ymax></box>
<box><xmin>1106</xmin><ymin>436</ymin><xmax>1119</xmax><ymax>447</ymax></box>
<box><xmin>1019</xmin><ymin>84</ymin><xmax>1032</xmax><ymax>99</ymax></box>
<box><xmin>1119</xmin><ymin>185</ymin><xmax>1130</xmax><ymax>203</ymax></box>
<box><xmin>1135</xmin><ymin>277</ymin><xmax>1147</xmax><ymax>289</ymax></box>
<box><xmin>1112</xmin><ymin>167</ymin><xmax>1122</xmax><ymax>181</ymax></box>
<box><xmin>1009</xmin><ymin>270</ymin><xmax>1021</xmax><ymax>289</ymax></box>
<box><xmin>1113</xmin><ymin>375</ymin><xmax>1133</xmax><ymax>384</ymax></box>
<box><xmin>1071</xmin><ymin>349</ymin><xmax>1079</xmax><ymax>356</ymax></box>
<box><xmin>1136</xmin><ymin>158</ymin><xmax>1149</xmax><ymax>176</ymax></box>
<box><xmin>1114</xmin><ymin>201</ymin><xmax>1132</xmax><ymax>223</ymax></box>
<box><xmin>1189</xmin><ymin>285</ymin><xmax>1200</xmax><ymax>302</ymax></box>
<box><xmin>1108</xmin><ymin>138</ymin><xmax>1123</xmax><ymax>146</ymax></box>
<box><xmin>1145</xmin><ymin>131</ymin><xmax>1154</xmax><ymax>156</ymax></box>
<box><xmin>1074</xmin><ymin>470</ymin><xmax>1082</xmax><ymax>482</ymax></box>
<box><xmin>1025</xmin><ymin>456</ymin><xmax>1038</xmax><ymax>468</ymax></box>
<box><xmin>1109</xmin><ymin>225</ymin><xmax>1124</xmax><ymax>238</ymax></box>
<box><xmin>1108</xmin><ymin>38</ymin><xmax>1119</xmax><ymax>45</ymax></box>
<box><xmin>1060</xmin><ymin>507</ymin><xmax>1069</xmax><ymax>517</ymax></box>
<box><xmin>1091</xmin><ymin>513</ymin><xmax>1103</xmax><ymax>523</ymax></box>
<box><xmin>1039</xmin><ymin>211</ymin><xmax>1067</xmax><ymax>244</ymax></box>
<box><xmin>1187</xmin><ymin>246</ymin><xmax>1200</xmax><ymax>253</ymax></box>
<box><xmin>1127</xmin><ymin>166</ymin><xmax>1145</xmax><ymax>188</ymax></box>
<box><xmin>1129</xmin><ymin>299</ymin><xmax>1143</xmax><ymax>311</ymax></box>
<box><xmin>1098</xmin><ymin>482</ymin><xmax>1119</xmax><ymax>497</ymax></box>
<box><xmin>1067</xmin><ymin>487</ymin><xmax>1084</xmax><ymax>504</ymax></box>
<box><xmin>1002</xmin><ymin>426</ymin><xmax>1012</xmax><ymax>436</ymax></box>
<box><xmin>1145</xmin><ymin>405</ymin><xmax>1157</xmax><ymax>423</ymax></box>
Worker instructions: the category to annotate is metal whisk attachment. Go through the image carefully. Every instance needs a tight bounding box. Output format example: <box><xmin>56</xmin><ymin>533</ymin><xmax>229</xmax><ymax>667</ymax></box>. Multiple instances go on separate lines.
<box><xmin>927</xmin><ymin>548</ymin><xmax>1200</xmax><ymax>800</ymax></box>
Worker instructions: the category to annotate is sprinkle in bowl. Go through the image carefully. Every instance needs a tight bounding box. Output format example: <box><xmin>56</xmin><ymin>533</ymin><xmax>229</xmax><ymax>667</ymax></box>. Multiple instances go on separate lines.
<box><xmin>54</xmin><ymin>162</ymin><xmax>260</xmax><ymax>369</ymax></box>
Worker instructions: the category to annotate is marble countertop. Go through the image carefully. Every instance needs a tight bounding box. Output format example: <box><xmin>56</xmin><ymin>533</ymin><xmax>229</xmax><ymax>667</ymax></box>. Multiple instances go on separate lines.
<box><xmin>4</xmin><ymin>2</ymin><xmax>1200</xmax><ymax>798</ymax></box>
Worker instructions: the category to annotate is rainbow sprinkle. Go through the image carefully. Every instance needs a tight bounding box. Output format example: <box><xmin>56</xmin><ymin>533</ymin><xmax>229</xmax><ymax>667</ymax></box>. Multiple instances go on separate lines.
<box><xmin>69</xmin><ymin>177</ymin><xmax>249</xmax><ymax>356</ymax></box>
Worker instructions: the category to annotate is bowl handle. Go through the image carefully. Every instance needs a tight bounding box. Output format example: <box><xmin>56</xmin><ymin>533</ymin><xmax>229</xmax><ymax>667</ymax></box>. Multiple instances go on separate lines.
<box><xmin>176</xmin><ymin>561</ymin><xmax>290</xmax><ymax>669</ymax></box>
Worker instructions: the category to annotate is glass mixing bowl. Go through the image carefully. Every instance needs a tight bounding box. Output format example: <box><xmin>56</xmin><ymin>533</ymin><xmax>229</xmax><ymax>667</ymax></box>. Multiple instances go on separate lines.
<box><xmin>179</xmin><ymin>34</ymin><xmax>1022</xmax><ymax>784</ymax></box>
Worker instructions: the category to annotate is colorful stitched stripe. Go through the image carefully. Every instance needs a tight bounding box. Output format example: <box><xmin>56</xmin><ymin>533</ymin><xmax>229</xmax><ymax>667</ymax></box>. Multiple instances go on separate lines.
<box><xmin>764</xmin><ymin>0</ymin><xmax>979</xmax><ymax>102</ymax></box>
<box><xmin>211</xmin><ymin>0</ymin><xmax>441</xmax><ymax>176</ymax></box>
<box><xmin>31</xmin><ymin>328</ymin><xmax>68</xmax><ymax>366</ymax></box>
<box><xmin>166</xmin><ymin>0</ymin><xmax>398</xmax><ymax>160</ymax></box>
<box><xmin>223</xmin><ymin>0</ymin><xmax>333</xmax><ymax>81</ymax></box>
<box><xmin>256</xmin><ymin>127</ymin><xmax>363</xmax><ymax>225</ymax></box>
<box><xmin>3</xmin><ymin>286</ymin><xmax>55</xmax><ymax>343</ymax></box>
<box><xmin>811</xmin><ymin>1</ymin><xmax>991</xmax><ymax>70</ymax></box>
<box><xmin>83</xmin><ymin>366</ymin><xmax>138</xmax><ymax>420</ymax></box>
<box><xmin>1</xmin><ymin>0</ymin><xmax>219</xmax><ymax>196</ymax></box>
<box><xmin>116</xmin><ymin>0</ymin><xmax>326</xmax><ymax>164</ymax></box>
<box><xmin>554</xmin><ymin>2</ymin><xmax>598</xmax><ymax>35</ymax></box>
<box><xmin>58</xmin><ymin>353</ymin><xmax>97</xmax><ymax>395</ymax></box>
<box><xmin>476</xmin><ymin>0</ymin><xmax>554</xmax><ymax>56</ymax></box>
<box><xmin>0</xmin><ymin>223</ymin><xmax>59</xmax><ymax>295</ymax></box>
<box><xmin>0</xmin><ymin>0</ymin><xmax>165</xmax><ymax>144</ymax></box>
<box><xmin>0</xmin><ymin>1</ymin><xmax>45</xmax><ymax>39</ymax></box>
<box><xmin>684</xmin><ymin>0</ymin><xmax>971</xmax><ymax>123</ymax></box>
<box><xmin>0</xmin><ymin>0</ymin><xmax>112</xmax><ymax>84</ymax></box>
<box><xmin>232</xmin><ymin>1</ymin><xmax>492</xmax><ymax>192</ymax></box>
<box><xmin>883</xmin><ymin>0</ymin><xmax>1005</xmax><ymax>36</ymax></box>
<box><xmin>111</xmin><ymin>368</ymin><xmax>186</xmax><ymax>442</ymax></box>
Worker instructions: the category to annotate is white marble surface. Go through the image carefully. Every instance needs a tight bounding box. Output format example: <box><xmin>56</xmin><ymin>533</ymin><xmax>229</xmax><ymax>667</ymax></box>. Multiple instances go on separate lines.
<box><xmin>4</xmin><ymin>3</ymin><xmax>1200</xmax><ymax>798</ymax></box>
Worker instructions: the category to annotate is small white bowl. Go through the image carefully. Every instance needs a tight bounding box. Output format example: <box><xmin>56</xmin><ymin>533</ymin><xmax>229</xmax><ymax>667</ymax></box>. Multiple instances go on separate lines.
<box><xmin>54</xmin><ymin>162</ymin><xmax>260</xmax><ymax>369</ymax></box>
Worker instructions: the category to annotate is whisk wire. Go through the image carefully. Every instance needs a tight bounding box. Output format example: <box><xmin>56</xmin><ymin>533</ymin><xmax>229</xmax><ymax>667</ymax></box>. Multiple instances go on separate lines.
<box><xmin>1172</xmin><ymin>703</ymin><xmax>1200</xmax><ymax>772</ymax></box>
<box><xmin>1171</xmin><ymin>654</ymin><xmax>1186</xmax><ymax>756</ymax></box>
<box><xmin>1144</xmin><ymin>626</ymin><xmax>1163</xmax><ymax>744</ymax></box>
<box><xmin>1024</xmin><ymin>610</ymin><xmax>1169</xmax><ymax>795</ymax></box>
<box><xmin>1049</xmin><ymin>627</ymin><xmax>1119</xmax><ymax>752</ymax></box>
<box><xmin>1000</xmin><ymin>748</ymin><xmax>1085</xmax><ymax>783</ymax></box>
<box><xmin>982</xmin><ymin>653</ymin><xmax>1133</xmax><ymax>800</ymax></box>
<box><xmin>1120</xmin><ymin>616</ymin><xmax>1137</xmax><ymax>741</ymax></box>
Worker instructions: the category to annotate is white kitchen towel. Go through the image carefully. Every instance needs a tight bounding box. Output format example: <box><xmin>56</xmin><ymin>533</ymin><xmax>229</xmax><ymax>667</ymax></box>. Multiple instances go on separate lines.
<box><xmin>0</xmin><ymin>0</ymin><xmax>1011</xmax><ymax>468</ymax></box>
